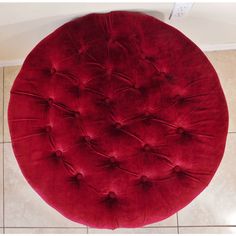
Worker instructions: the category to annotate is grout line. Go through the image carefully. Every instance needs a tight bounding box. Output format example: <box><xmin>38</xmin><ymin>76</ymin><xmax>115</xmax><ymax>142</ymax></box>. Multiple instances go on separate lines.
<box><xmin>2</xmin><ymin>67</ymin><xmax>5</xmax><ymax>234</ymax></box>
<box><xmin>144</xmin><ymin>226</ymin><xmax>179</xmax><ymax>228</ymax></box>
<box><xmin>176</xmin><ymin>213</ymin><xmax>179</xmax><ymax>234</ymax></box>
<box><xmin>1</xmin><ymin>67</ymin><xmax>3</xmax><ymax>143</ymax></box>
<box><xmin>4</xmin><ymin>227</ymin><xmax>88</xmax><ymax>229</ymax></box>
<box><xmin>2</xmin><ymin>225</ymin><xmax>236</xmax><ymax>228</ymax></box>
<box><xmin>178</xmin><ymin>225</ymin><xmax>236</xmax><ymax>228</ymax></box>
<box><xmin>86</xmin><ymin>226</ymin><xmax>89</xmax><ymax>234</ymax></box>
<box><xmin>0</xmin><ymin>68</ymin><xmax>3</xmax><ymax>232</ymax></box>
<box><xmin>3</xmin><ymin>226</ymin><xmax>177</xmax><ymax>229</ymax></box>
<box><xmin>145</xmin><ymin>225</ymin><xmax>236</xmax><ymax>229</ymax></box>
<box><xmin>3</xmin><ymin>225</ymin><xmax>236</xmax><ymax>230</ymax></box>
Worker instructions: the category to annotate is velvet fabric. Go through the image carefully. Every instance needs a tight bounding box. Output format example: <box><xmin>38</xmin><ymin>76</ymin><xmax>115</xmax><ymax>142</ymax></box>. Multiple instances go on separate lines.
<box><xmin>8</xmin><ymin>11</ymin><xmax>228</xmax><ymax>229</ymax></box>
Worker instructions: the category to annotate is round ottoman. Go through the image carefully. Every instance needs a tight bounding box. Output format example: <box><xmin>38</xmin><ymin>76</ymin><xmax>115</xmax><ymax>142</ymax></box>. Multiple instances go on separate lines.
<box><xmin>8</xmin><ymin>11</ymin><xmax>228</xmax><ymax>229</ymax></box>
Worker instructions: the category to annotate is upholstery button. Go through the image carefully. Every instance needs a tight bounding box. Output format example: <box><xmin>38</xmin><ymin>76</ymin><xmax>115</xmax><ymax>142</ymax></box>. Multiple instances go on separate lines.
<box><xmin>140</xmin><ymin>52</ymin><xmax>146</xmax><ymax>60</ymax></box>
<box><xmin>174</xmin><ymin>95</ymin><xmax>185</xmax><ymax>105</ymax></box>
<box><xmin>106</xmin><ymin>67</ymin><xmax>113</xmax><ymax>76</ymax></box>
<box><xmin>140</xmin><ymin>175</ymin><xmax>148</xmax><ymax>182</ymax></box>
<box><xmin>76</xmin><ymin>173</ymin><xmax>83</xmax><ymax>180</ymax></box>
<box><xmin>110</xmin><ymin>156</ymin><xmax>116</xmax><ymax>163</ymax></box>
<box><xmin>132</xmin><ymin>83</ymin><xmax>139</xmax><ymax>89</ymax></box>
<box><xmin>132</xmin><ymin>33</ymin><xmax>138</xmax><ymax>38</ymax></box>
<box><xmin>104</xmin><ymin>97</ymin><xmax>111</xmax><ymax>104</ymax></box>
<box><xmin>74</xmin><ymin>111</ymin><xmax>80</xmax><ymax>118</ymax></box>
<box><xmin>79</xmin><ymin>46</ymin><xmax>86</xmax><ymax>54</ymax></box>
<box><xmin>176</xmin><ymin>127</ymin><xmax>185</xmax><ymax>135</ymax></box>
<box><xmin>45</xmin><ymin>125</ymin><xmax>52</xmax><ymax>133</ymax></box>
<box><xmin>174</xmin><ymin>165</ymin><xmax>181</xmax><ymax>173</ymax></box>
<box><xmin>108</xmin><ymin>191</ymin><xmax>116</xmax><ymax>199</ymax></box>
<box><xmin>108</xmin><ymin>37</ymin><xmax>116</xmax><ymax>45</ymax></box>
<box><xmin>139</xmin><ymin>175</ymin><xmax>152</xmax><ymax>189</ymax></box>
<box><xmin>73</xmin><ymin>86</ymin><xmax>80</xmax><ymax>95</ymax></box>
<box><xmin>178</xmin><ymin>96</ymin><xmax>186</xmax><ymax>105</ymax></box>
<box><xmin>105</xmin><ymin>35</ymin><xmax>110</xmax><ymax>42</ymax></box>
<box><xmin>50</xmin><ymin>67</ymin><xmax>56</xmax><ymax>75</ymax></box>
<box><xmin>175</xmin><ymin>95</ymin><xmax>181</xmax><ymax>100</ymax></box>
<box><xmin>145</xmin><ymin>56</ymin><xmax>155</xmax><ymax>63</ymax></box>
<box><xmin>144</xmin><ymin>111</ymin><xmax>155</xmax><ymax>120</ymax></box>
<box><xmin>55</xmin><ymin>150</ymin><xmax>62</xmax><ymax>158</ymax></box>
<box><xmin>104</xmin><ymin>191</ymin><xmax>118</xmax><ymax>207</ymax></box>
<box><xmin>152</xmin><ymin>73</ymin><xmax>161</xmax><ymax>80</ymax></box>
<box><xmin>115</xmin><ymin>122</ymin><xmax>122</xmax><ymax>129</ymax></box>
<box><xmin>84</xmin><ymin>135</ymin><xmax>91</xmax><ymax>142</ymax></box>
<box><xmin>166</xmin><ymin>74</ymin><xmax>172</xmax><ymax>80</ymax></box>
<box><xmin>70</xmin><ymin>173</ymin><xmax>83</xmax><ymax>185</ymax></box>
<box><xmin>47</xmin><ymin>98</ymin><xmax>54</xmax><ymax>106</ymax></box>
<box><xmin>143</xmin><ymin>144</ymin><xmax>151</xmax><ymax>151</ymax></box>
<box><xmin>109</xmin><ymin>156</ymin><xmax>119</xmax><ymax>168</ymax></box>
<box><xmin>157</xmin><ymin>71</ymin><xmax>166</xmax><ymax>78</ymax></box>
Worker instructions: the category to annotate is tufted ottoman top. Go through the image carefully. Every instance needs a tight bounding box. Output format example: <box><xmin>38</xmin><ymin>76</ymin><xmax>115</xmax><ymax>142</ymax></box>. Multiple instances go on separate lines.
<box><xmin>8</xmin><ymin>11</ymin><xmax>228</xmax><ymax>229</ymax></box>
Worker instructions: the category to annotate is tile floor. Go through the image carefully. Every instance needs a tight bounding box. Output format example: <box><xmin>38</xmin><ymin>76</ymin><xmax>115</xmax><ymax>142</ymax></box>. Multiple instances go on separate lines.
<box><xmin>0</xmin><ymin>50</ymin><xmax>236</xmax><ymax>234</ymax></box>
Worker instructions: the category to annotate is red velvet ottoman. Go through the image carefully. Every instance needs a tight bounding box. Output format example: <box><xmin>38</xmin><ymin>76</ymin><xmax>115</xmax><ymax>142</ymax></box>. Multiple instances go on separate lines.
<box><xmin>8</xmin><ymin>11</ymin><xmax>228</xmax><ymax>229</ymax></box>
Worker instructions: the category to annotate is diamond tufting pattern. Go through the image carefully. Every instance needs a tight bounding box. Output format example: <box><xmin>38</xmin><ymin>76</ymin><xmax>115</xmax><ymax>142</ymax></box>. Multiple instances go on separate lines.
<box><xmin>8</xmin><ymin>11</ymin><xmax>228</xmax><ymax>229</ymax></box>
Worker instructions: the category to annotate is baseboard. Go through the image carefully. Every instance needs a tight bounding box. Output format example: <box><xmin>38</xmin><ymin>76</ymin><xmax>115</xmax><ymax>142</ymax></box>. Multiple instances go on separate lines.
<box><xmin>0</xmin><ymin>59</ymin><xmax>24</xmax><ymax>67</ymax></box>
<box><xmin>0</xmin><ymin>43</ymin><xmax>236</xmax><ymax>67</ymax></box>
<box><xmin>199</xmin><ymin>43</ymin><xmax>236</xmax><ymax>52</ymax></box>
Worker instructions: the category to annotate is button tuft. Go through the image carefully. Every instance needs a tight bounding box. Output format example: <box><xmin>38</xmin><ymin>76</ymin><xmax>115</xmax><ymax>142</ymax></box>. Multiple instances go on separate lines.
<box><xmin>139</xmin><ymin>175</ymin><xmax>152</xmax><ymax>190</ymax></box>
<box><xmin>132</xmin><ymin>83</ymin><xmax>139</xmax><ymax>89</ymax></box>
<box><xmin>115</xmin><ymin>122</ymin><xmax>122</xmax><ymax>129</ymax></box>
<box><xmin>74</xmin><ymin>111</ymin><xmax>80</xmax><ymax>118</ymax></box>
<box><xmin>108</xmin><ymin>191</ymin><xmax>116</xmax><ymax>199</ymax></box>
<box><xmin>109</xmin><ymin>157</ymin><xmax>119</xmax><ymax>168</ymax></box>
<box><xmin>47</xmin><ymin>98</ymin><xmax>54</xmax><ymax>106</ymax></box>
<box><xmin>50</xmin><ymin>67</ymin><xmax>56</xmax><ymax>75</ymax></box>
<box><xmin>76</xmin><ymin>173</ymin><xmax>83</xmax><ymax>180</ymax></box>
<box><xmin>84</xmin><ymin>136</ymin><xmax>91</xmax><ymax>142</ymax></box>
<box><xmin>55</xmin><ymin>150</ymin><xmax>62</xmax><ymax>158</ymax></box>
<box><xmin>166</xmin><ymin>74</ymin><xmax>172</xmax><ymax>80</ymax></box>
<box><xmin>174</xmin><ymin>165</ymin><xmax>181</xmax><ymax>173</ymax></box>
<box><xmin>110</xmin><ymin>156</ymin><xmax>116</xmax><ymax>163</ymax></box>
<box><xmin>145</xmin><ymin>56</ymin><xmax>155</xmax><ymax>63</ymax></box>
<box><xmin>45</xmin><ymin>125</ymin><xmax>52</xmax><ymax>133</ymax></box>
<box><xmin>143</xmin><ymin>144</ymin><xmax>151</xmax><ymax>151</ymax></box>
<box><xmin>140</xmin><ymin>175</ymin><xmax>148</xmax><ymax>182</ymax></box>
<box><xmin>105</xmin><ymin>65</ymin><xmax>113</xmax><ymax>76</ymax></box>
<box><xmin>176</xmin><ymin>127</ymin><xmax>185</xmax><ymax>135</ymax></box>
<box><xmin>104</xmin><ymin>97</ymin><xmax>111</xmax><ymax>104</ymax></box>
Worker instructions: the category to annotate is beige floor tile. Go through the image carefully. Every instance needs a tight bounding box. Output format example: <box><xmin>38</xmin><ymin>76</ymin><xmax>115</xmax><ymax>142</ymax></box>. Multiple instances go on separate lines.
<box><xmin>178</xmin><ymin>133</ymin><xmax>236</xmax><ymax>226</ymax></box>
<box><xmin>88</xmin><ymin>227</ymin><xmax>177</xmax><ymax>234</ymax></box>
<box><xmin>205</xmin><ymin>50</ymin><xmax>236</xmax><ymax>132</ymax></box>
<box><xmin>179</xmin><ymin>226</ymin><xmax>236</xmax><ymax>234</ymax></box>
<box><xmin>0</xmin><ymin>144</ymin><xmax>3</xmax><ymax>227</ymax></box>
<box><xmin>0</xmin><ymin>67</ymin><xmax>3</xmax><ymax>142</ymax></box>
<box><xmin>3</xmin><ymin>66</ymin><xmax>21</xmax><ymax>142</ymax></box>
<box><xmin>4</xmin><ymin>143</ymin><xmax>85</xmax><ymax>227</ymax></box>
<box><xmin>0</xmin><ymin>228</ymin><xmax>3</xmax><ymax>234</ymax></box>
<box><xmin>5</xmin><ymin>227</ymin><xmax>87</xmax><ymax>234</ymax></box>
